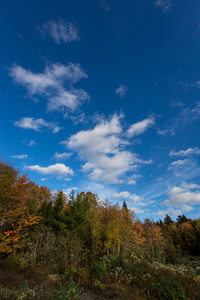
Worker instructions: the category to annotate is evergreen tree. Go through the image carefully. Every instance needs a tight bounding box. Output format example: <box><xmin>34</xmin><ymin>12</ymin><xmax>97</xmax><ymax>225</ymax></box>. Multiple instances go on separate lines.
<box><xmin>177</xmin><ymin>214</ymin><xmax>188</xmax><ymax>224</ymax></box>
<box><xmin>164</xmin><ymin>214</ymin><xmax>173</xmax><ymax>225</ymax></box>
<box><xmin>122</xmin><ymin>200</ymin><xmax>128</xmax><ymax>211</ymax></box>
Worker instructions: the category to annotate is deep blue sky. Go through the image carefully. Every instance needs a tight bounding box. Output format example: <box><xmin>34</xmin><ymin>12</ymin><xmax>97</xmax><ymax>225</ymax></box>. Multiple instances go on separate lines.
<box><xmin>1</xmin><ymin>0</ymin><xmax>200</xmax><ymax>220</ymax></box>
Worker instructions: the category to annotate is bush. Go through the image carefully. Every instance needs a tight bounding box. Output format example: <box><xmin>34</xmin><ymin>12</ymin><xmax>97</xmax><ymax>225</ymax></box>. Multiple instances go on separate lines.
<box><xmin>53</xmin><ymin>277</ymin><xmax>82</xmax><ymax>300</ymax></box>
<box><xmin>91</xmin><ymin>259</ymin><xmax>107</xmax><ymax>275</ymax></box>
<box><xmin>151</xmin><ymin>276</ymin><xmax>186</xmax><ymax>300</ymax></box>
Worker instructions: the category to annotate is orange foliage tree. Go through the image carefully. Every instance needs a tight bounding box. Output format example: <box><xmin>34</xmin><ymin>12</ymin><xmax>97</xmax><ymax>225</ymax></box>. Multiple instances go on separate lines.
<box><xmin>0</xmin><ymin>159</ymin><xmax>50</xmax><ymax>255</ymax></box>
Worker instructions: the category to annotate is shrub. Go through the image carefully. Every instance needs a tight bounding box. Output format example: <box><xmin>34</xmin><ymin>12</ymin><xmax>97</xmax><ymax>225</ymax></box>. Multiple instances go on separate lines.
<box><xmin>52</xmin><ymin>277</ymin><xmax>82</xmax><ymax>300</ymax></box>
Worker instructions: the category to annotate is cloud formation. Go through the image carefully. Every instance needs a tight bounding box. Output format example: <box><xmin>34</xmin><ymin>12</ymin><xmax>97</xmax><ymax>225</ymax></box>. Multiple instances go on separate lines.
<box><xmin>127</xmin><ymin>174</ymin><xmax>141</xmax><ymax>185</ymax></box>
<box><xmin>162</xmin><ymin>183</ymin><xmax>200</xmax><ymax>207</ymax></box>
<box><xmin>168</xmin><ymin>158</ymin><xmax>200</xmax><ymax>179</ymax></box>
<box><xmin>112</xmin><ymin>190</ymin><xmax>149</xmax><ymax>210</ymax></box>
<box><xmin>112</xmin><ymin>191</ymin><xmax>131</xmax><ymax>199</ymax></box>
<box><xmin>9</xmin><ymin>62</ymin><xmax>89</xmax><ymax>114</ymax></box>
<box><xmin>131</xmin><ymin>207</ymin><xmax>149</xmax><ymax>214</ymax></box>
<box><xmin>62</xmin><ymin>114</ymin><xmax>152</xmax><ymax>184</ymax></box>
<box><xmin>169</xmin><ymin>147</ymin><xmax>200</xmax><ymax>157</ymax></box>
<box><xmin>54</xmin><ymin>152</ymin><xmax>73</xmax><ymax>160</ymax></box>
<box><xmin>154</xmin><ymin>207</ymin><xmax>183</xmax><ymax>218</ymax></box>
<box><xmin>27</xmin><ymin>163</ymin><xmax>73</xmax><ymax>178</ymax></box>
<box><xmin>27</xmin><ymin>140</ymin><xmax>38</xmax><ymax>147</ymax></box>
<box><xmin>115</xmin><ymin>85</ymin><xmax>128</xmax><ymax>98</ymax></box>
<box><xmin>38</xmin><ymin>19</ymin><xmax>79</xmax><ymax>44</ymax></box>
<box><xmin>158</xmin><ymin>102</ymin><xmax>200</xmax><ymax>135</ymax></box>
<box><xmin>127</xmin><ymin>117</ymin><xmax>154</xmax><ymax>138</ymax></box>
<box><xmin>12</xmin><ymin>155</ymin><xmax>28</xmax><ymax>159</ymax></box>
<box><xmin>155</xmin><ymin>0</ymin><xmax>173</xmax><ymax>12</ymax></box>
<box><xmin>14</xmin><ymin>117</ymin><xmax>62</xmax><ymax>133</ymax></box>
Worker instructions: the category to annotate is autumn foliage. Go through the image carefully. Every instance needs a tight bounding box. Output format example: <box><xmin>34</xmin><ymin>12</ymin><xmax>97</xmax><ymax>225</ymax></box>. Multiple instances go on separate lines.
<box><xmin>1</xmin><ymin>157</ymin><xmax>200</xmax><ymax>261</ymax></box>
<box><xmin>1</xmin><ymin>158</ymin><xmax>200</xmax><ymax>299</ymax></box>
<box><xmin>0</xmin><ymin>159</ymin><xmax>50</xmax><ymax>254</ymax></box>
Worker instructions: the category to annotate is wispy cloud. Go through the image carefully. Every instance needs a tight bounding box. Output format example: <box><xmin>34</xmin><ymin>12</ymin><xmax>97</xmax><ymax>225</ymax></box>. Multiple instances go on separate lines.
<box><xmin>155</xmin><ymin>0</ymin><xmax>173</xmax><ymax>12</ymax></box>
<box><xmin>12</xmin><ymin>154</ymin><xmax>28</xmax><ymax>159</ymax></box>
<box><xmin>158</xmin><ymin>103</ymin><xmax>200</xmax><ymax>135</ymax></box>
<box><xmin>115</xmin><ymin>85</ymin><xmax>128</xmax><ymax>98</ymax></box>
<box><xmin>62</xmin><ymin>114</ymin><xmax>152</xmax><ymax>184</ymax></box>
<box><xmin>9</xmin><ymin>62</ymin><xmax>89</xmax><ymax>114</ymax></box>
<box><xmin>127</xmin><ymin>174</ymin><xmax>142</xmax><ymax>185</ymax></box>
<box><xmin>37</xmin><ymin>19</ymin><xmax>79</xmax><ymax>44</ymax></box>
<box><xmin>27</xmin><ymin>140</ymin><xmax>38</xmax><ymax>147</ymax></box>
<box><xmin>169</xmin><ymin>147</ymin><xmax>200</xmax><ymax>157</ymax></box>
<box><xmin>14</xmin><ymin>117</ymin><xmax>62</xmax><ymax>133</ymax></box>
<box><xmin>70</xmin><ymin>113</ymin><xmax>88</xmax><ymax>125</ymax></box>
<box><xmin>181</xmin><ymin>182</ymin><xmax>200</xmax><ymax>189</ymax></box>
<box><xmin>169</xmin><ymin>159</ymin><xmax>191</xmax><ymax>169</ymax></box>
<box><xmin>170</xmin><ymin>99</ymin><xmax>185</xmax><ymax>108</ymax></box>
<box><xmin>54</xmin><ymin>152</ymin><xmax>73</xmax><ymax>160</ymax></box>
<box><xmin>127</xmin><ymin>117</ymin><xmax>154</xmax><ymax>138</ymax></box>
<box><xmin>26</xmin><ymin>163</ymin><xmax>74</xmax><ymax>178</ymax></box>
<box><xmin>168</xmin><ymin>158</ymin><xmax>200</xmax><ymax>179</ymax></box>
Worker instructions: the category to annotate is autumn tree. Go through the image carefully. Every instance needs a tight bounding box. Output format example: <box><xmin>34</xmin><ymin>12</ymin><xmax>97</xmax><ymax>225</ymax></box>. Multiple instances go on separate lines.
<box><xmin>0</xmin><ymin>159</ymin><xmax>48</xmax><ymax>255</ymax></box>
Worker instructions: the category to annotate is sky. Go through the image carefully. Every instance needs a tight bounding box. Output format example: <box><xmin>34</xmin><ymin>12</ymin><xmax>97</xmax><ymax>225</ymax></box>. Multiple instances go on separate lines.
<box><xmin>1</xmin><ymin>0</ymin><xmax>200</xmax><ymax>221</ymax></box>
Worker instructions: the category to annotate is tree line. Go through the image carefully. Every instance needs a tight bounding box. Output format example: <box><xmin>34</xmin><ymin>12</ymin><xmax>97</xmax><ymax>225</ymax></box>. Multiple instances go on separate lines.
<box><xmin>1</xmin><ymin>157</ymin><xmax>200</xmax><ymax>267</ymax></box>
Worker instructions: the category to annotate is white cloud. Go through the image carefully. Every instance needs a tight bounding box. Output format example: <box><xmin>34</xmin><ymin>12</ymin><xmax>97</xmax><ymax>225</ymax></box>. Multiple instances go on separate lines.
<box><xmin>155</xmin><ymin>0</ymin><xmax>173</xmax><ymax>12</ymax></box>
<box><xmin>162</xmin><ymin>184</ymin><xmax>200</xmax><ymax>207</ymax></box>
<box><xmin>14</xmin><ymin>117</ymin><xmax>62</xmax><ymax>133</ymax></box>
<box><xmin>112</xmin><ymin>191</ymin><xmax>149</xmax><ymax>207</ymax></box>
<box><xmin>169</xmin><ymin>147</ymin><xmax>200</xmax><ymax>157</ymax></box>
<box><xmin>27</xmin><ymin>163</ymin><xmax>73</xmax><ymax>177</ymax></box>
<box><xmin>169</xmin><ymin>159</ymin><xmax>191</xmax><ymax>168</ymax></box>
<box><xmin>40</xmin><ymin>177</ymin><xmax>48</xmax><ymax>181</ymax></box>
<box><xmin>112</xmin><ymin>191</ymin><xmax>131</xmax><ymax>199</ymax></box>
<box><xmin>168</xmin><ymin>159</ymin><xmax>193</xmax><ymax>175</ymax></box>
<box><xmin>167</xmin><ymin>158</ymin><xmax>200</xmax><ymax>179</ymax></box>
<box><xmin>154</xmin><ymin>207</ymin><xmax>183</xmax><ymax>218</ymax></box>
<box><xmin>130</xmin><ymin>194</ymin><xmax>142</xmax><ymax>202</ymax></box>
<box><xmin>63</xmin><ymin>187</ymin><xmax>79</xmax><ymax>196</ymax></box>
<box><xmin>155</xmin><ymin>205</ymin><xmax>194</xmax><ymax>219</ymax></box>
<box><xmin>62</xmin><ymin>114</ymin><xmax>151</xmax><ymax>184</ymax></box>
<box><xmin>181</xmin><ymin>205</ymin><xmax>194</xmax><ymax>212</ymax></box>
<box><xmin>127</xmin><ymin>117</ymin><xmax>154</xmax><ymax>138</ymax></box>
<box><xmin>38</xmin><ymin>19</ymin><xmax>79</xmax><ymax>44</ymax></box>
<box><xmin>115</xmin><ymin>85</ymin><xmax>128</xmax><ymax>98</ymax></box>
<box><xmin>131</xmin><ymin>207</ymin><xmax>149</xmax><ymax>214</ymax></box>
<box><xmin>27</xmin><ymin>140</ymin><xmax>38</xmax><ymax>147</ymax></box>
<box><xmin>158</xmin><ymin>102</ymin><xmax>200</xmax><ymax>136</ymax></box>
<box><xmin>9</xmin><ymin>63</ymin><xmax>89</xmax><ymax>114</ymax></box>
<box><xmin>181</xmin><ymin>182</ymin><xmax>200</xmax><ymax>189</ymax></box>
<box><xmin>127</xmin><ymin>174</ymin><xmax>142</xmax><ymax>185</ymax></box>
<box><xmin>12</xmin><ymin>154</ymin><xmax>28</xmax><ymax>159</ymax></box>
<box><xmin>70</xmin><ymin>113</ymin><xmax>88</xmax><ymax>125</ymax></box>
<box><xmin>54</xmin><ymin>152</ymin><xmax>73</xmax><ymax>160</ymax></box>
<box><xmin>130</xmin><ymin>194</ymin><xmax>148</xmax><ymax>207</ymax></box>
<box><xmin>85</xmin><ymin>182</ymin><xmax>115</xmax><ymax>201</ymax></box>
<box><xmin>48</xmin><ymin>88</ymin><xmax>89</xmax><ymax>114</ymax></box>
<box><xmin>170</xmin><ymin>100</ymin><xmax>184</xmax><ymax>108</ymax></box>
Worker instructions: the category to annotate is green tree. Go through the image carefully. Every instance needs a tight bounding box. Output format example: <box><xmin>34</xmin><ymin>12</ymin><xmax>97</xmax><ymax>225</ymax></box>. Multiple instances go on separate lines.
<box><xmin>164</xmin><ymin>214</ymin><xmax>173</xmax><ymax>225</ymax></box>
